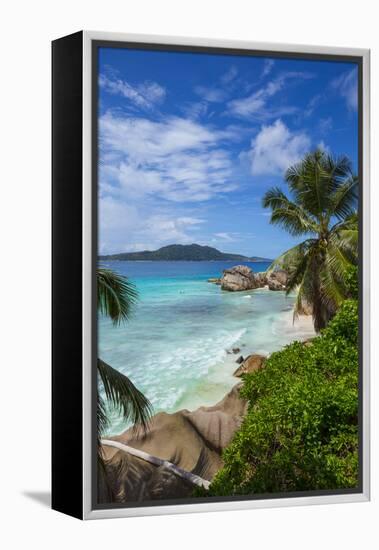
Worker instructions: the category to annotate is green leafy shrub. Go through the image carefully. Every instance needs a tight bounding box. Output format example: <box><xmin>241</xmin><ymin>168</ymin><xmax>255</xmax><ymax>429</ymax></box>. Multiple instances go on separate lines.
<box><xmin>345</xmin><ymin>264</ymin><xmax>359</xmax><ymax>300</ymax></box>
<box><xmin>208</xmin><ymin>299</ymin><xmax>359</xmax><ymax>496</ymax></box>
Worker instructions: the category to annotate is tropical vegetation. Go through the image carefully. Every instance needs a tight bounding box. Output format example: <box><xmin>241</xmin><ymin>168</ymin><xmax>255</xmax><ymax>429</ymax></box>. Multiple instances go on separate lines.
<box><xmin>197</xmin><ymin>150</ymin><xmax>360</xmax><ymax>497</ymax></box>
<box><xmin>99</xmin><ymin>148</ymin><xmax>360</xmax><ymax>499</ymax></box>
<box><xmin>262</xmin><ymin>149</ymin><xmax>358</xmax><ymax>331</ymax></box>
<box><xmin>97</xmin><ymin>268</ymin><xmax>152</xmax><ymax>455</ymax></box>
<box><xmin>207</xmin><ymin>289</ymin><xmax>359</xmax><ymax>495</ymax></box>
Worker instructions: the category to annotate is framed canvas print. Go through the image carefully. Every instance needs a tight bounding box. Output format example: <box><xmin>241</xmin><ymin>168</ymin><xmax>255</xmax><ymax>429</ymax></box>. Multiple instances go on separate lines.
<box><xmin>52</xmin><ymin>31</ymin><xmax>370</xmax><ymax>520</ymax></box>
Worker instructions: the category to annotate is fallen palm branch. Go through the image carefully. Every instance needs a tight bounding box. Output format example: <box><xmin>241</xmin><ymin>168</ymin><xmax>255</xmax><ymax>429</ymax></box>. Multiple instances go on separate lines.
<box><xmin>101</xmin><ymin>439</ymin><xmax>211</xmax><ymax>490</ymax></box>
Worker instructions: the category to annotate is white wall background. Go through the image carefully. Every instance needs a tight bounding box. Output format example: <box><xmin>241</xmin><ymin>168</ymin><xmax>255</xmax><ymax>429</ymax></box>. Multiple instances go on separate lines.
<box><xmin>1</xmin><ymin>0</ymin><xmax>377</xmax><ymax>547</ymax></box>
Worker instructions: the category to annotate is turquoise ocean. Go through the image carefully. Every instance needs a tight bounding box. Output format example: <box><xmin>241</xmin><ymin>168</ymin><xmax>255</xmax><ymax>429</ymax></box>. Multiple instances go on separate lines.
<box><xmin>98</xmin><ymin>261</ymin><xmax>315</xmax><ymax>435</ymax></box>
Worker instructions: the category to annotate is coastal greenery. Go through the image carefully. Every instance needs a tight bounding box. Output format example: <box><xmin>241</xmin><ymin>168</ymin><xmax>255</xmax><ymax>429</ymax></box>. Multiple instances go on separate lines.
<box><xmin>206</xmin><ymin>292</ymin><xmax>359</xmax><ymax>496</ymax></box>
<box><xmin>99</xmin><ymin>147</ymin><xmax>360</xmax><ymax>500</ymax></box>
<box><xmin>99</xmin><ymin>243</ymin><xmax>272</xmax><ymax>263</ymax></box>
<box><xmin>97</xmin><ymin>268</ymin><xmax>152</xmax><ymax>442</ymax></box>
<box><xmin>197</xmin><ymin>150</ymin><xmax>360</xmax><ymax>497</ymax></box>
<box><xmin>263</xmin><ymin>149</ymin><xmax>358</xmax><ymax>331</ymax></box>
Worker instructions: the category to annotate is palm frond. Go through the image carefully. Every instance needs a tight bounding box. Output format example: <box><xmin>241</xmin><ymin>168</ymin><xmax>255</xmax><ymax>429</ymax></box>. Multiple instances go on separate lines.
<box><xmin>293</xmin><ymin>252</ymin><xmax>331</xmax><ymax>332</ymax></box>
<box><xmin>330</xmin><ymin>213</ymin><xmax>358</xmax><ymax>262</ymax></box>
<box><xmin>285</xmin><ymin>245</ymin><xmax>313</xmax><ymax>294</ymax></box>
<box><xmin>97</xmin><ymin>394</ymin><xmax>109</xmax><ymax>439</ymax></box>
<box><xmin>293</xmin><ymin>279</ymin><xmax>306</xmax><ymax>321</ymax></box>
<box><xmin>324</xmin><ymin>153</ymin><xmax>353</xmax><ymax>185</ymax></box>
<box><xmin>262</xmin><ymin>188</ymin><xmax>318</xmax><ymax>235</ymax></box>
<box><xmin>262</xmin><ymin>187</ymin><xmax>290</xmax><ymax>210</ymax></box>
<box><xmin>319</xmin><ymin>261</ymin><xmax>346</xmax><ymax>313</ymax></box>
<box><xmin>265</xmin><ymin>239</ymin><xmax>316</xmax><ymax>274</ymax></box>
<box><xmin>97</xmin><ymin>268</ymin><xmax>138</xmax><ymax>325</ymax></box>
<box><xmin>292</xmin><ymin>257</ymin><xmax>316</xmax><ymax>321</ymax></box>
<box><xmin>337</xmin><ymin>230</ymin><xmax>359</xmax><ymax>263</ymax></box>
<box><xmin>285</xmin><ymin>150</ymin><xmax>354</xmax><ymax>221</ymax></box>
<box><xmin>97</xmin><ymin>450</ymin><xmax>115</xmax><ymax>502</ymax></box>
<box><xmin>325</xmin><ymin>242</ymin><xmax>355</xmax><ymax>282</ymax></box>
<box><xmin>285</xmin><ymin>150</ymin><xmax>329</xmax><ymax>217</ymax></box>
<box><xmin>270</xmin><ymin>207</ymin><xmax>317</xmax><ymax>236</ymax></box>
<box><xmin>98</xmin><ymin>358</ymin><xmax>153</xmax><ymax>431</ymax></box>
<box><xmin>329</xmin><ymin>176</ymin><xmax>358</xmax><ymax>220</ymax></box>
<box><xmin>97</xmin><ymin>394</ymin><xmax>110</xmax><ymax>493</ymax></box>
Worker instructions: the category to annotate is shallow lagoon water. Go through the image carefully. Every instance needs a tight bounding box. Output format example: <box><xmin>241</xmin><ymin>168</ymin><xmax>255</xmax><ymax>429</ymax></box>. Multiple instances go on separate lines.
<box><xmin>98</xmin><ymin>261</ymin><xmax>315</xmax><ymax>434</ymax></box>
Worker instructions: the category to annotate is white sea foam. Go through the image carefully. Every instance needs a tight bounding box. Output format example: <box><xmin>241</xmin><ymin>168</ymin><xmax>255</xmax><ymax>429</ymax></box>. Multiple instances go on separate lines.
<box><xmin>271</xmin><ymin>308</ymin><xmax>315</xmax><ymax>342</ymax></box>
<box><xmin>99</xmin><ymin>264</ymin><xmax>316</xmax><ymax>435</ymax></box>
<box><xmin>105</xmin><ymin>327</ymin><xmax>247</xmax><ymax>435</ymax></box>
<box><xmin>135</xmin><ymin>328</ymin><xmax>246</xmax><ymax>408</ymax></box>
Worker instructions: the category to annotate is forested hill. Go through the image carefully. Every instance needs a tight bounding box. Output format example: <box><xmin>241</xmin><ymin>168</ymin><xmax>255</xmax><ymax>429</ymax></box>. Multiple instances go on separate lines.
<box><xmin>98</xmin><ymin>244</ymin><xmax>272</xmax><ymax>262</ymax></box>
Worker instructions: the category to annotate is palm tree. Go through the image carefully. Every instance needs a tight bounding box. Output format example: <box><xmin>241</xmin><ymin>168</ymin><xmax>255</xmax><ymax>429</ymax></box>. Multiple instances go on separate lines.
<box><xmin>97</xmin><ymin>271</ymin><xmax>211</xmax><ymax>496</ymax></box>
<box><xmin>97</xmin><ymin>268</ymin><xmax>152</xmax><ymax>448</ymax></box>
<box><xmin>262</xmin><ymin>150</ymin><xmax>358</xmax><ymax>332</ymax></box>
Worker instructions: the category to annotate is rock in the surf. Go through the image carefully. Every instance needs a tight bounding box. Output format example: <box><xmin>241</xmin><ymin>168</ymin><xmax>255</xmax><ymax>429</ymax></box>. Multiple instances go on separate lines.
<box><xmin>233</xmin><ymin>354</ymin><xmax>266</xmax><ymax>377</ymax></box>
<box><xmin>221</xmin><ymin>265</ymin><xmax>259</xmax><ymax>291</ymax></box>
<box><xmin>254</xmin><ymin>272</ymin><xmax>268</xmax><ymax>286</ymax></box>
<box><xmin>266</xmin><ymin>269</ymin><xmax>288</xmax><ymax>291</ymax></box>
<box><xmin>208</xmin><ymin>277</ymin><xmax>221</xmax><ymax>285</ymax></box>
<box><xmin>219</xmin><ymin>265</ymin><xmax>289</xmax><ymax>292</ymax></box>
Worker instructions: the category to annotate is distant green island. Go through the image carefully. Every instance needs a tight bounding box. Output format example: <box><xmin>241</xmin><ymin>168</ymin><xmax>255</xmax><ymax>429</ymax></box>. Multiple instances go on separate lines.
<box><xmin>98</xmin><ymin>244</ymin><xmax>273</xmax><ymax>262</ymax></box>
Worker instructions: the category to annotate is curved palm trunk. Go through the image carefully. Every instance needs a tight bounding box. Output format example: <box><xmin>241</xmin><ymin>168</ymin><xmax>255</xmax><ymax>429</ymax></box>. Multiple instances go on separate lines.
<box><xmin>312</xmin><ymin>257</ymin><xmax>325</xmax><ymax>332</ymax></box>
<box><xmin>101</xmin><ymin>439</ymin><xmax>211</xmax><ymax>490</ymax></box>
<box><xmin>312</xmin><ymin>275</ymin><xmax>327</xmax><ymax>332</ymax></box>
<box><xmin>310</xmin><ymin>252</ymin><xmax>333</xmax><ymax>332</ymax></box>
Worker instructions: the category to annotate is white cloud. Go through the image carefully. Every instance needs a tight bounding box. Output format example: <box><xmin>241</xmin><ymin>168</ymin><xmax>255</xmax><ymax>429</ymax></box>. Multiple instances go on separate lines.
<box><xmin>181</xmin><ymin>101</ymin><xmax>208</xmax><ymax>120</ymax></box>
<box><xmin>194</xmin><ymin>85</ymin><xmax>227</xmax><ymax>103</ymax></box>
<box><xmin>99</xmin><ymin>74</ymin><xmax>166</xmax><ymax>110</ymax></box>
<box><xmin>317</xmin><ymin>140</ymin><xmax>330</xmax><ymax>154</ymax></box>
<box><xmin>98</xmin><ymin>196</ymin><xmax>139</xmax><ymax>254</ymax></box>
<box><xmin>261</xmin><ymin>59</ymin><xmax>275</xmax><ymax>78</ymax></box>
<box><xmin>100</xmin><ymin>111</ymin><xmax>216</xmax><ymax>158</ymax></box>
<box><xmin>210</xmin><ymin>231</ymin><xmax>255</xmax><ymax>245</ymax></box>
<box><xmin>213</xmin><ymin>232</ymin><xmax>236</xmax><ymax>242</ymax></box>
<box><xmin>137</xmin><ymin>81</ymin><xmax>166</xmax><ymax>103</ymax></box>
<box><xmin>304</xmin><ymin>94</ymin><xmax>322</xmax><ymax>118</ymax></box>
<box><xmin>99</xmin><ymin>196</ymin><xmax>138</xmax><ymax>231</ymax></box>
<box><xmin>221</xmin><ymin>66</ymin><xmax>238</xmax><ymax>84</ymax></box>
<box><xmin>227</xmin><ymin>72</ymin><xmax>312</xmax><ymax>119</ymax></box>
<box><xmin>331</xmin><ymin>69</ymin><xmax>358</xmax><ymax>111</ymax></box>
<box><xmin>99</xmin><ymin>111</ymin><xmax>237</xmax><ymax>203</ymax></box>
<box><xmin>229</xmin><ymin>94</ymin><xmax>265</xmax><ymax>117</ymax></box>
<box><xmin>245</xmin><ymin>119</ymin><xmax>311</xmax><ymax>175</ymax></box>
<box><xmin>145</xmin><ymin>215</ymin><xmax>204</xmax><ymax>243</ymax></box>
<box><xmin>98</xmin><ymin>110</ymin><xmax>241</xmax><ymax>252</ymax></box>
<box><xmin>194</xmin><ymin>67</ymin><xmax>239</xmax><ymax>104</ymax></box>
<box><xmin>99</xmin><ymin>195</ymin><xmax>206</xmax><ymax>254</ymax></box>
<box><xmin>318</xmin><ymin>116</ymin><xmax>333</xmax><ymax>134</ymax></box>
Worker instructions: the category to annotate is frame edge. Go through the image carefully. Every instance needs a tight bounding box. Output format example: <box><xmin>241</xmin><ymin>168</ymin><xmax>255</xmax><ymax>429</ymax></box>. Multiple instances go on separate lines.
<box><xmin>81</xmin><ymin>31</ymin><xmax>370</xmax><ymax>520</ymax></box>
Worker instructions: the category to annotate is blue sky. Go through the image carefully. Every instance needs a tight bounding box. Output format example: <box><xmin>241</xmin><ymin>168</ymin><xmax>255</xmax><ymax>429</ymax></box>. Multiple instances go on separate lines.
<box><xmin>98</xmin><ymin>47</ymin><xmax>358</xmax><ymax>258</ymax></box>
